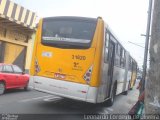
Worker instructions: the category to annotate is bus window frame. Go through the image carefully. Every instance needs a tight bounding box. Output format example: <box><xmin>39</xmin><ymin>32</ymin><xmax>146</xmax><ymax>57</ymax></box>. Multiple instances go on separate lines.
<box><xmin>41</xmin><ymin>17</ymin><xmax>98</xmax><ymax>49</ymax></box>
<box><xmin>104</xmin><ymin>29</ymin><xmax>110</xmax><ymax>63</ymax></box>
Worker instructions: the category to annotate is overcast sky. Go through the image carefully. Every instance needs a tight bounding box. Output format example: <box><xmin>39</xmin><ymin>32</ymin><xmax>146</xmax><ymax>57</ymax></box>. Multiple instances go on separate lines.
<box><xmin>12</xmin><ymin>0</ymin><xmax>149</xmax><ymax>68</ymax></box>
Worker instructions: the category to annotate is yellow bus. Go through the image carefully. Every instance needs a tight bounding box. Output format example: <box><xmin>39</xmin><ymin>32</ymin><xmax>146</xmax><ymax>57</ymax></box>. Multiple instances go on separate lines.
<box><xmin>30</xmin><ymin>16</ymin><xmax>137</xmax><ymax>106</ymax></box>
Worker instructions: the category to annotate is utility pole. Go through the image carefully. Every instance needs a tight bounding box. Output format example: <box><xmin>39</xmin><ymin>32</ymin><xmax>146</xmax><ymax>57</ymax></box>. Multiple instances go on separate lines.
<box><xmin>140</xmin><ymin>0</ymin><xmax>152</xmax><ymax>94</ymax></box>
<box><xmin>145</xmin><ymin>0</ymin><xmax>160</xmax><ymax>114</ymax></box>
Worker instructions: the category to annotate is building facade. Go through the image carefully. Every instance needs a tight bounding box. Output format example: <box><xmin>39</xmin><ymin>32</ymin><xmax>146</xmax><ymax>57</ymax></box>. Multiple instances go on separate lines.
<box><xmin>0</xmin><ymin>0</ymin><xmax>37</xmax><ymax>73</ymax></box>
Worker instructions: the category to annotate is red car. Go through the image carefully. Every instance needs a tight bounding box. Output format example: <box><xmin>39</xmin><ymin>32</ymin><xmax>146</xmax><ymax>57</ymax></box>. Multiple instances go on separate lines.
<box><xmin>0</xmin><ymin>63</ymin><xmax>29</xmax><ymax>95</ymax></box>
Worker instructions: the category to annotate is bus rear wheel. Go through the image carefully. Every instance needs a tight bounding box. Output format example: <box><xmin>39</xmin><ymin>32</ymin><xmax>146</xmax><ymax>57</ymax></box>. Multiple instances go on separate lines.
<box><xmin>107</xmin><ymin>83</ymin><xmax>116</xmax><ymax>106</ymax></box>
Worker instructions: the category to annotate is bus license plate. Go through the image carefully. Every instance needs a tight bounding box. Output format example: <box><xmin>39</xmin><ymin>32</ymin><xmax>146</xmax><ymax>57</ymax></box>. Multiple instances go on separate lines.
<box><xmin>54</xmin><ymin>73</ymin><xmax>66</xmax><ymax>79</ymax></box>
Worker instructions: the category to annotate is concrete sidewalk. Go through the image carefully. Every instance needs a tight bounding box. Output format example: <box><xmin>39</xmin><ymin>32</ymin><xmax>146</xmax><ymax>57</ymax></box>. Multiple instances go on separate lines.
<box><xmin>108</xmin><ymin>82</ymin><xmax>140</xmax><ymax>114</ymax></box>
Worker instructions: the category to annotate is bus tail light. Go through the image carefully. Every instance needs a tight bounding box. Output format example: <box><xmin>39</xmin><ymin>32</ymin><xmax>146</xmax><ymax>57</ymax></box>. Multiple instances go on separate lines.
<box><xmin>83</xmin><ymin>66</ymin><xmax>93</xmax><ymax>84</ymax></box>
<box><xmin>35</xmin><ymin>59</ymin><xmax>40</xmax><ymax>73</ymax></box>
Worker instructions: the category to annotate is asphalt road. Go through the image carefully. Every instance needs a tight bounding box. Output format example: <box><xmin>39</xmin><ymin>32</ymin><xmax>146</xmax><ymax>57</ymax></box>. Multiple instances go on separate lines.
<box><xmin>0</xmin><ymin>85</ymin><xmax>139</xmax><ymax>120</ymax></box>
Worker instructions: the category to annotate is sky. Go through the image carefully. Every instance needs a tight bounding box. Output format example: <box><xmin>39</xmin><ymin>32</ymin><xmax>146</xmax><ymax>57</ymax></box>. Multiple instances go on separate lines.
<box><xmin>12</xmin><ymin>0</ymin><xmax>149</xmax><ymax>68</ymax></box>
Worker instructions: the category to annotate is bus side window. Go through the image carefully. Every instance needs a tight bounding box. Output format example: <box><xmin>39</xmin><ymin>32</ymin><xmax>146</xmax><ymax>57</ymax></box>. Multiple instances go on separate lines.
<box><xmin>120</xmin><ymin>48</ymin><xmax>125</xmax><ymax>68</ymax></box>
<box><xmin>128</xmin><ymin>57</ymin><xmax>132</xmax><ymax>71</ymax></box>
<box><xmin>105</xmin><ymin>32</ymin><xmax>109</xmax><ymax>47</ymax></box>
<box><xmin>115</xmin><ymin>44</ymin><xmax>118</xmax><ymax>66</ymax></box>
<box><xmin>104</xmin><ymin>31</ymin><xmax>109</xmax><ymax>63</ymax></box>
<box><xmin>115</xmin><ymin>44</ymin><xmax>121</xmax><ymax>67</ymax></box>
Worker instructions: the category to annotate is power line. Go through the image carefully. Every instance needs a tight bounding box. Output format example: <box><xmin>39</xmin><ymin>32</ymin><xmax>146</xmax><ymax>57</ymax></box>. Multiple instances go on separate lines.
<box><xmin>128</xmin><ymin>41</ymin><xmax>145</xmax><ymax>48</ymax></box>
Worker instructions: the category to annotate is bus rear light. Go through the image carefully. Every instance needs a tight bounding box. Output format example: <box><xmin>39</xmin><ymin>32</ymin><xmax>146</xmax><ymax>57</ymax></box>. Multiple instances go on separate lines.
<box><xmin>35</xmin><ymin>59</ymin><xmax>40</xmax><ymax>73</ymax></box>
<box><xmin>86</xmin><ymin>73</ymin><xmax>91</xmax><ymax>77</ymax></box>
<box><xmin>83</xmin><ymin>66</ymin><xmax>93</xmax><ymax>84</ymax></box>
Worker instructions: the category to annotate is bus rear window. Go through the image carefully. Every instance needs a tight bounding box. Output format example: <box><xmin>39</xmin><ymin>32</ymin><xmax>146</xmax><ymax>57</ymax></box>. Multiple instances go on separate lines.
<box><xmin>42</xmin><ymin>18</ymin><xmax>97</xmax><ymax>49</ymax></box>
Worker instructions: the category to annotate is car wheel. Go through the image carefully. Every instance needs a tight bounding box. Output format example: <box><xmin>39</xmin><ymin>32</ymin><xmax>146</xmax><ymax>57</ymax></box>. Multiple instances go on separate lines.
<box><xmin>0</xmin><ymin>82</ymin><xmax>5</xmax><ymax>95</ymax></box>
<box><xmin>107</xmin><ymin>83</ymin><xmax>116</xmax><ymax>106</ymax></box>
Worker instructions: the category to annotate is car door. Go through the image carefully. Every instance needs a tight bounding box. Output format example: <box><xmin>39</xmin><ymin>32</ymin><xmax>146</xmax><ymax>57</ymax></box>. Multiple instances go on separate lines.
<box><xmin>2</xmin><ymin>65</ymin><xmax>16</xmax><ymax>88</ymax></box>
<box><xmin>12</xmin><ymin>65</ymin><xmax>25</xmax><ymax>87</ymax></box>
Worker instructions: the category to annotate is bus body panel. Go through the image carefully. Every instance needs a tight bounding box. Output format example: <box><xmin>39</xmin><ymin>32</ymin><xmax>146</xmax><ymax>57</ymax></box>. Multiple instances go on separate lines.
<box><xmin>30</xmin><ymin>19</ymin><xmax>43</xmax><ymax>76</ymax></box>
<box><xmin>34</xmin><ymin>46</ymin><xmax>96</xmax><ymax>84</ymax></box>
<box><xmin>32</xmin><ymin>76</ymin><xmax>98</xmax><ymax>103</ymax></box>
<box><xmin>113</xmin><ymin>66</ymin><xmax>126</xmax><ymax>95</ymax></box>
<box><xmin>88</xmin><ymin>19</ymin><xmax>104</xmax><ymax>87</ymax></box>
<box><xmin>126</xmin><ymin>71</ymin><xmax>132</xmax><ymax>91</ymax></box>
<box><xmin>99</xmin><ymin>63</ymin><xmax>109</xmax><ymax>102</ymax></box>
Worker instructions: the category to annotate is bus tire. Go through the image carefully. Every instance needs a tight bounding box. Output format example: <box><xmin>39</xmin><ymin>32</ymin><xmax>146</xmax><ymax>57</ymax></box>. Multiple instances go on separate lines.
<box><xmin>0</xmin><ymin>82</ymin><xmax>5</xmax><ymax>95</ymax></box>
<box><xmin>107</xmin><ymin>83</ymin><xmax>116</xmax><ymax>106</ymax></box>
<box><xmin>123</xmin><ymin>90</ymin><xmax>128</xmax><ymax>95</ymax></box>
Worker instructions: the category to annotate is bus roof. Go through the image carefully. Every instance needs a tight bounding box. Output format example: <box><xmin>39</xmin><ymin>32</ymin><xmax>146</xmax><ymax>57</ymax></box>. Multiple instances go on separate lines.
<box><xmin>42</xmin><ymin>16</ymin><xmax>98</xmax><ymax>23</ymax></box>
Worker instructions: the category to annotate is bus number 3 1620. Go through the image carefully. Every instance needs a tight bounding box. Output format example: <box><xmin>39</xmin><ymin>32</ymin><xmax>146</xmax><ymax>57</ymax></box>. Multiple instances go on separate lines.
<box><xmin>72</xmin><ymin>55</ymin><xmax>86</xmax><ymax>60</ymax></box>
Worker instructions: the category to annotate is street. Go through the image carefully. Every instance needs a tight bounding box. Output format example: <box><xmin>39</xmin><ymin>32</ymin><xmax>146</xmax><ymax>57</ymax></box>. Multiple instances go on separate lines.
<box><xmin>0</xmin><ymin>82</ymin><xmax>139</xmax><ymax>119</ymax></box>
